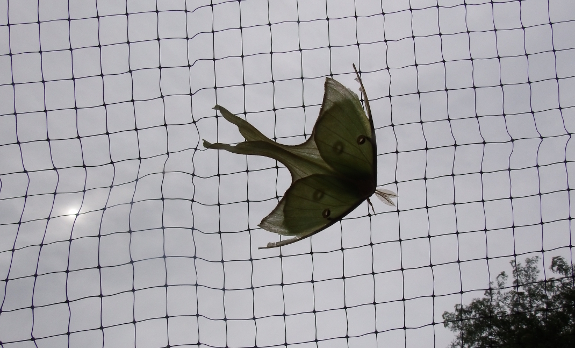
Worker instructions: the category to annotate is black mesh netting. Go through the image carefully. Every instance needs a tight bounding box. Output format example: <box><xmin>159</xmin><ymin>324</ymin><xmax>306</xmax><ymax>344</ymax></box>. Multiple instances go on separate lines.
<box><xmin>0</xmin><ymin>0</ymin><xmax>574</xmax><ymax>347</ymax></box>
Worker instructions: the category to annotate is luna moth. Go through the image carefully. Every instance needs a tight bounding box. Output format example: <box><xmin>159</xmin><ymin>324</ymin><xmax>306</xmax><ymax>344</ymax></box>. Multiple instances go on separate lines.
<box><xmin>203</xmin><ymin>64</ymin><xmax>396</xmax><ymax>248</ymax></box>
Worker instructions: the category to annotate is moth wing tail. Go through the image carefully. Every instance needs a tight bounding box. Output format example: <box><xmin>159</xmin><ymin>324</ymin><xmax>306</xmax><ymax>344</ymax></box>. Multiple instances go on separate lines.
<box><xmin>258</xmin><ymin>236</ymin><xmax>303</xmax><ymax>249</ymax></box>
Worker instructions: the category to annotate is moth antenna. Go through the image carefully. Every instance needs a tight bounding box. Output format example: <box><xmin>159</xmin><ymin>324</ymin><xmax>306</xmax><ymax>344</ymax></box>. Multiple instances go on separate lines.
<box><xmin>374</xmin><ymin>188</ymin><xmax>397</xmax><ymax>207</ymax></box>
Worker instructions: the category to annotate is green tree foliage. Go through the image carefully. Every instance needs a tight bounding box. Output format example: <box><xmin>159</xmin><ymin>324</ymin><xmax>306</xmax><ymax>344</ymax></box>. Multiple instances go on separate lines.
<box><xmin>442</xmin><ymin>256</ymin><xmax>575</xmax><ymax>347</ymax></box>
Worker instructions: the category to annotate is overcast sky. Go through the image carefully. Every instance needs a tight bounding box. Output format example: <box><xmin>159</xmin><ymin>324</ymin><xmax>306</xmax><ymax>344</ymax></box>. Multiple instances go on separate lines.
<box><xmin>0</xmin><ymin>0</ymin><xmax>574</xmax><ymax>347</ymax></box>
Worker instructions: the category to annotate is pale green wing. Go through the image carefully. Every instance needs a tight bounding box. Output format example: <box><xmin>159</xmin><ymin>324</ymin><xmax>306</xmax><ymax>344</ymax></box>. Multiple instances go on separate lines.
<box><xmin>258</xmin><ymin>174</ymin><xmax>366</xmax><ymax>248</ymax></box>
<box><xmin>314</xmin><ymin>76</ymin><xmax>375</xmax><ymax>180</ymax></box>
<box><xmin>203</xmin><ymin>105</ymin><xmax>334</xmax><ymax>181</ymax></box>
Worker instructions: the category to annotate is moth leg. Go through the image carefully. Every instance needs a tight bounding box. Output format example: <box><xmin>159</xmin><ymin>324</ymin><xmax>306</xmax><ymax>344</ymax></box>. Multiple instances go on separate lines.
<box><xmin>259</xmin><ymin>236</ymin><xmax>303</xmax><ymax>249</ymax></box>
<box><xmin>367</xmin><ymin>197</ymin><xmax>375</xmax><ymax>215</ymax></box>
